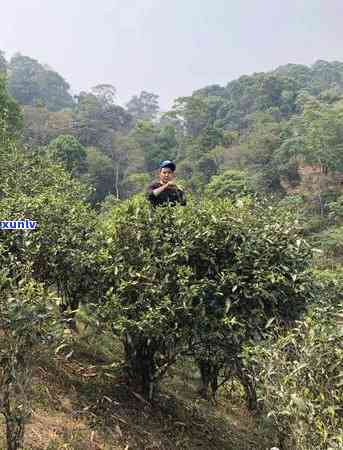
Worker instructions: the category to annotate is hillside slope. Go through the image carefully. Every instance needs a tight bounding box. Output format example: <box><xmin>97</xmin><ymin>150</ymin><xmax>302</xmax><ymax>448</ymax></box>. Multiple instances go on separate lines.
<box><xmin>0</xmin><ymin>325</ymin><xmax>276</xmax><ymax>450</ymax></box>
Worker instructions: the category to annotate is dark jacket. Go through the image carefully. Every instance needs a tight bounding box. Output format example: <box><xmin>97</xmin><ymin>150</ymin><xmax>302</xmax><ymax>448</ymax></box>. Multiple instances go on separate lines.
<box><xmin>147</xmin><ymin>182</ymin><xmax>186</xmax><ymax>207</ymax></box>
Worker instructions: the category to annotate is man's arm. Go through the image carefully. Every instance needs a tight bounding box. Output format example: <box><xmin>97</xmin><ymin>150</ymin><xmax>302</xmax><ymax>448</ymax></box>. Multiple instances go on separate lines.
<box><xmin>151</xmin><ymin>183</ymin><xmax>169</xmax><ymax>197</ymax></box>
<box><xmin>148</xmin><ymin>180</ymin><xmax>177</xmax><ymax>197</ymax></box>
<box><xmin>147</xmin><ymin>182</ymin><xmax>169</xmax><ymax>205</ymax></box>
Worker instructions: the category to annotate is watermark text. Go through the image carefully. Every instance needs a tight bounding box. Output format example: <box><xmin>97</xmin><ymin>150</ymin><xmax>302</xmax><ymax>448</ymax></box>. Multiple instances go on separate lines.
<box><xmin>0</xmin><ymin>220</ymin><xmax>38</xmax><ymax>230</ymax></box>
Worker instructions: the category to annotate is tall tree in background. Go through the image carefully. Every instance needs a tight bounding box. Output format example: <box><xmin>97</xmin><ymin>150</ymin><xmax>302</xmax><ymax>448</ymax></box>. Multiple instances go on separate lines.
<box><xmin>241</xmin><ymin>113</ymin><xmax>285</xmax><ymax>193</ymax></box>
<box><xmin>0</xmin><ymin>50</ymin><xmax>7</xmax><ymax>74</ymax></box>
<box><xmin>48</xmin><ymin>135</ymin><xmax>87</xmax><ymax>176</ymax></box>
<box><xmin>7</xmin><ymin>54</ymin><xmax>74</xmax><ymax>111</ymax></box>
<box><xmin>0</xmin><ymin>73</ymin><xmax>22</xmax><ymax>142</ymax></box>
<box><xmin>172</xmin><ymin>95</ymin><xmax>210</xmax><ymax>137</ymax></box>
<box><xmin>110</xmin><ymin>134</ymin><xmax>130</xmax><ymax>199</ymax></box>
<box><xmin>301</xmin><ymin>98</ymin><xmax>343</xmax><ymax>172</ymax></box>
<box><xmin>126</xmin><ymin>91</ymin><xmax>159</xmax><ymax>122</ymax></box>
<box><xmin>73</xmin><ymin>89</ymin><xmax>132</xmax><ymax>151</ymax></box>
<box><xmin>293</xmin><ymin>96</ymin><xmax>343</xmax><ymax>215</ymax></box>
<box><xmin>130</xmin><ymin>121</ymin><xmax>178</xmax><ymax>172</ymax></box>
<box><xmin>21</xmin><ymin>105</ymin><xmax>74</xmax><ymax>148</ymax></box>
<box><xmin>206</xmin><ymin>169</ymin><xmax>253</xmax><ymax>199</ymax></box>
<box><xmin>91</xmin><ymin>84</ymin><xmax>117</xmax><ymax>106</ymax></box>
<box><xmin>84</xmin><ymin>147</ymin><xmax>115</xmax><ymax>204</ymax></box>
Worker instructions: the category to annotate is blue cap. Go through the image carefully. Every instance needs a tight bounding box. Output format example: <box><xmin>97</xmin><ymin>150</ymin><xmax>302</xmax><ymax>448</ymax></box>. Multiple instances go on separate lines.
<box><xmin>159</xmin><ymin>160</ymin><xmax>176</xmax><ymax>171</ymax></box>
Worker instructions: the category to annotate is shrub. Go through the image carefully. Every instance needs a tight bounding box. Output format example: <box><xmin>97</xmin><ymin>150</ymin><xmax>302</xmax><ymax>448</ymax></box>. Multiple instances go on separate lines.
<box><xmin>314</xmin><ymin>225</ymin><xmax>343</xmax><ymax>259</ymax></box>
<box><xmin>251</xmin><ymin>300</ymin><xmax>343</xmax><ymax>450</ymax></box>
<box><xmin>205</xmin><ymin>169</ymin><xmax>254</xmax><ymax>199</ymax></box>
<box><xmin>89</xmin><ymin>197</ymin><xmax>314</xmax><ymax>400</ymax></box>
<box><xmin>0</xmin><ymin>143</ymin><xmax>96</xmax><ymax>328</ymax></box>
<box><xmin>0</xmin><ymin>264</ymin><xmax>62</xmax><ymax>450</ymax></box>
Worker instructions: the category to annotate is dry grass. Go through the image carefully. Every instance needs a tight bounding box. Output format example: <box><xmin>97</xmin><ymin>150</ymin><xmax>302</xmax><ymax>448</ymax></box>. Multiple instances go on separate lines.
<box><xmin>0</xmin><ymin>318</ymin><xmax>277</xmax><ymax>450</ymax></box>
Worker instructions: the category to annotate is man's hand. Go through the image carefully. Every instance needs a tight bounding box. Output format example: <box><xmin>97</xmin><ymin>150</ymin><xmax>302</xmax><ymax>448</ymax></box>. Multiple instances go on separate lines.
<box><xmin>165</xmin><ymin>174</ymin><xmax>179</xmax><ymax>189</ymax></box>
<box><xmin>166</xmin><ymin>179</ymin><xmax>177</xmax><ymax>189</ymax></box>
<box><xmin>152</xmin><ymin>180</ymin><xmax>176</xmax><ymax>197</ymax></box>
<box><xmin>151</xmin><ymin>176</ymin><xmax>180</xmax><ymax>197</ymax></box>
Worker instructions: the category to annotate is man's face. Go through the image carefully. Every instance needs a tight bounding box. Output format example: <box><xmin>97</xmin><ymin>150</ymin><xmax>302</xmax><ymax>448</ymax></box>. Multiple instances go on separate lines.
<box><xmin>159</xmin><ymin>167</ymin><xmax>174</xmax><ymax>184</ymax></box>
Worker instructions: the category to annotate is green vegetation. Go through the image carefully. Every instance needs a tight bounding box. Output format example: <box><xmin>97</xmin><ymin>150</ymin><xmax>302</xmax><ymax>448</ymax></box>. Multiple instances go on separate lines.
<box><xmin>252</xmin><ymin>302</ymin><xmax>342</xmax><ymax>450</ymax></box>
<box><xmin>0</xmin><ymin>53</ymin><xmax>342</xmax><ymax>449</ymax></box>
<box><xmin>84</xmin><ymin>198</ymin><xmax>313</xmax><ymax>402</ymax></box>
<box><xmin>7</xmin><ymin>53</ymin><xmax>74</xmax><ymax>111</ymax></box>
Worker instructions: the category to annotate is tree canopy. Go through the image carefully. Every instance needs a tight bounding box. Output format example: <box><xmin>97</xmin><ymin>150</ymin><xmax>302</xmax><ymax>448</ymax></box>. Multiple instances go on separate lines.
<box><xmin>7</xmin><ymin>53</ymin><xmax>74</xmax><ymax>111</ymax></box>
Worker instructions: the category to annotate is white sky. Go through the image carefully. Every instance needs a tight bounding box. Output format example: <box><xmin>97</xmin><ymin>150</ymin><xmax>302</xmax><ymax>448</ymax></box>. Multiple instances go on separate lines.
<box><xmin>1</xmin><ymin>0</ymin><xmax>342</xmax><ymax>109</ymax></box>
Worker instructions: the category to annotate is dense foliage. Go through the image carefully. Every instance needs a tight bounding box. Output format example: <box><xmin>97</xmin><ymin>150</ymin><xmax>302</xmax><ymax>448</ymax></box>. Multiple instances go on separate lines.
<box><xmin>7</xmin><ymin>53</ymin><xmax>74</xmax><ymax>111</ymax></box>
<box><xmin>251</xmin><ymin>300</ymin><xmax>342</xmax><ymax>450</ymax></box>
<box><xmin>0</xmin><ymin>75</ymin><xmax>22</xmax><ymax>141</ymax></box>
<box><xmin>84</xmin><ymin>197</ymin><xmax>314</xmax><ymax>400</ymax></box>
<box><xmin>0</xmin><ymin>50</ymin><xmax>342</xmax><ymax>449</ymax></box>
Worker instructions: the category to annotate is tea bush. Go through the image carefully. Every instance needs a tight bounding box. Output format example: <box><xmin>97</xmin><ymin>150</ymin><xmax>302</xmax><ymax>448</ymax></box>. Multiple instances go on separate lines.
<box><xmin>251</xmin><ymin>297</ymin><xmax>342</xmax><ymax>450</ymax></box>
<box><xmin>89</xmin><ymin>197</ymin><xmax>315</xmax><ymax>400</ymax></box>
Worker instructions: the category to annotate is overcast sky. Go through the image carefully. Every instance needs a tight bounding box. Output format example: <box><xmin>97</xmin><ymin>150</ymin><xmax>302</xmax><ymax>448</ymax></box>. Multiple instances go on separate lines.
<box><xmin>1</xmin><ymin>1</ymin><xmax>342</xmax><ymax>109</ymax></box>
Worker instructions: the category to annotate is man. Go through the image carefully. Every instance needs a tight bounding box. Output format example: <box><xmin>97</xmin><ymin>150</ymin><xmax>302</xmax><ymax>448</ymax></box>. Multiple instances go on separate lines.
<box><xmin>147</xmin><ymin>160</ymin><xmax>186</xmax><ymax>207</ymax></box>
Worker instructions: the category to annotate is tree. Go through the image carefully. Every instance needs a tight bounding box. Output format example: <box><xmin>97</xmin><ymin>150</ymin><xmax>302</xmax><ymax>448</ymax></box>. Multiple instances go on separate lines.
<box><xmin>157</xmin><ymin>124</ymin><xmax>178</xmax><ymax>153</ymax></box>
<box><xmin>21</xmin><ymin>105</ymin><xmax>74</xmax><ymax>148</ymax></box>
<box><xmin>126</xmin><ymin>91</ymin><xmax>159</xmax><ymax>121</ymax></box>
<box><xmin>0</xmin><ymin>74</ymin><xmax>22</xmax><ymax>143</ymax></box>
<box><xmin>84</xmin><ymin>146</ymin><xmax>115</xmax><ymax>204</ymax></box>
<box><xmin>301</xmin><ymin>98</ymin><xmax>343</xmax><ymax>172</ymax></box>
<box><xmin>91</xmin><ymin>84</ymin><xmax>117</xmax><ymax>106</ymax></box>
<box><xmin>7</xmin><ymin>54</ymin><xmax>74</xmax><ymax>111</ymax></box>
<box><xmin>130</xmin><ymin>120</ymin><xmax>176</xmax><ymax>172</ymax></box>
<box><xmin>171</xmin><ymin>95</ymin><xmax>209</xmax><ymax>137</ymax></box>
<box><xmin>241</xmin><ymin>114</ymin><xmax>285</xmax><ymax>193</ymax></box>
<box><xmin>206</xmin><ymin>169</ymin><xmax>253</xmax><ymax>199</ymax></box>
<box><xmin>73</xmin><ymin>90</ymin><xmax>132</xmax><ymax>151</ymax></box>
<box><xmin>48</xmin><ymin>134</ymin><xmax>87</xmax><ymax>176</ymax></box>
<box><xmin>121</xmin><ymin>172</ymin><xmax>150</xmax><ymax>197</ymax></box>
<box><xmin>110</xmin><ymin>134</ymin><xmax>131</xmax><ymax>199</ymax></box>
<box><xmin>0</xmin><ymin>50</ymin><xmax>7</xmax><ymax>74</ymax></box>
<box><xmin>280</xmin><ymin>97</ymin><xmax>343</xmax><ymax>215</ymax></box>
<box><xmin>198</xmin><ymin>125</ymin><xmax>224</xmax><ymax>151</ymax></box>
